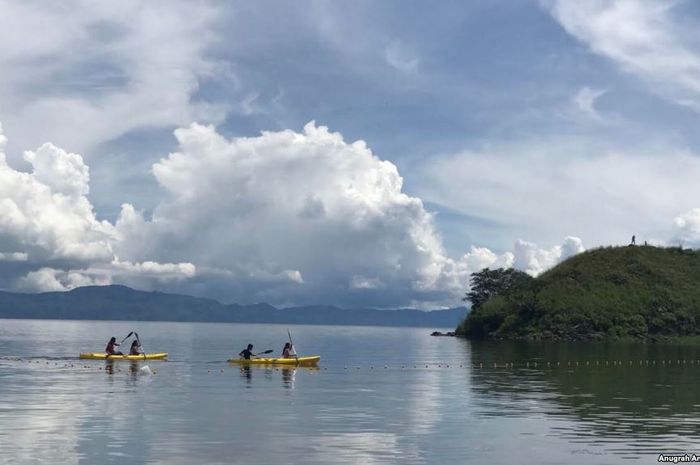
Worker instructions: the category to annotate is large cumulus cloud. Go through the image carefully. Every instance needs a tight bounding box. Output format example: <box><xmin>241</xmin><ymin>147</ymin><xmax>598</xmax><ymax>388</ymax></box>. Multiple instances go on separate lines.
<box><xmin>0</xmin><ymin>130</ymin><xmax>112</xmax><ymax>263</ymax></box>
<box><xmin>0</xmin><ymin>121</ymin><xmax>585</xmax><ymax>307</ymax></box>
<box><xmin>113</xmin><ymin>122</ymin><xmax>585</xmax><ymax>306</ymax></box>
<box><xmin>115</xmin><ymin>121</ymin><xmax>467</xmax><ymax>306</ymax></box>
<box><xmin>0</xmin><ymin>122</ymin><xmax>195</xmax><ymax>292</ymax></box>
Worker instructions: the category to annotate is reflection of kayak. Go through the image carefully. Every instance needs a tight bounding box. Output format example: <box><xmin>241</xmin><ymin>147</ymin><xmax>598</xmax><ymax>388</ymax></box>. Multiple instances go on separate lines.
<box><xmin>79</xmin><ymin>353</ymin><xmax>168</xmax><ymax>360</ymax></box>
<box><xmin>227</xmin><ymin>355</ymin><xmax>320</xmax><ymax>366</ymax></box>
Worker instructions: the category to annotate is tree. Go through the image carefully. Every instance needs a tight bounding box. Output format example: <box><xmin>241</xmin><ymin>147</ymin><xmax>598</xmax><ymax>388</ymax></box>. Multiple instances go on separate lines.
<box><xmin>463</xmin><ymin>268</ymin><xmax>534</xmax><ymax>310</ymax></box>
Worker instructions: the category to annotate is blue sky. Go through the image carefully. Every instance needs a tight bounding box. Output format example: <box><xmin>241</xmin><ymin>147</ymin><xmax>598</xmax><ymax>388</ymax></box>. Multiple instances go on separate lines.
<box><xmin>1</xmin><ymin>0</ymin><xmax>700</xmax><ymax>307</ymax></box>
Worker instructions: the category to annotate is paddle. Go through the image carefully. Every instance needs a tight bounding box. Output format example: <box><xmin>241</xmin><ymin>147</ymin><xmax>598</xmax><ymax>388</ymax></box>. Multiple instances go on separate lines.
<box><xmin>253</xmin><ymin>349</ymin><xmax>274</xmax><ymax>356</ymax></box>
<box><xmin>119</xmin><ymin>331</ymin><xmax>133</xmax><ymax>346</ymax></box>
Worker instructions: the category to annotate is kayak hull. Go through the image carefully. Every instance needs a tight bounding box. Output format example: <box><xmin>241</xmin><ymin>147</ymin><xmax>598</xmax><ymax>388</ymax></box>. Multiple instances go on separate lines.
<box><xmin>79</xmin><ymin>352</ymin><xmax>168</xmax><ymax>360</ymax></box>
<box><xmin>227</xmin><ymin>355</ymin><xmax>320</xmax><ymax>366</ymax></box>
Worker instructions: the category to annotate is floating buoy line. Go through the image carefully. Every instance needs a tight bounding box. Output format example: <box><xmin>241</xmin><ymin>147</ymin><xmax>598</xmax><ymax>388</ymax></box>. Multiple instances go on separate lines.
<box><xmin>4</xmin><ymin>357</ymin><xmax>700</xmax><ymax>374</ymax></box>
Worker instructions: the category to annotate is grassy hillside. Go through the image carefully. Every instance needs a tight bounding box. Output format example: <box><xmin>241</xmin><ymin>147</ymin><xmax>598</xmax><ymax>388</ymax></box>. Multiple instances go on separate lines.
<box><xmin>457</xmin><ymin>246</ymin><xmax>700</xmax><ymax>341</ymax></box>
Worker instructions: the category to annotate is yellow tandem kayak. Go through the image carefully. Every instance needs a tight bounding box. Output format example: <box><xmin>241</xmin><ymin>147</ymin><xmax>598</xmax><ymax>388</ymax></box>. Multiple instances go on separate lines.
<box><xmin>79</xmin><ymin>352</ymin><xmax>168</xmax><ymax>360</ymax></box>
<box><xmin>227</xmin><ymin>355</ymin><xmax>320</xmax><ymax>366</ymax></box>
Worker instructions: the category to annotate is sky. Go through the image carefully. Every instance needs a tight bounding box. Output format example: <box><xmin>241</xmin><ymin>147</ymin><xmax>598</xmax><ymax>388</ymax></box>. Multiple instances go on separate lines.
<box><xmin>1</xmin><ymin>0</ymin><xmax>700</xmax><ymax>308</ymax></box>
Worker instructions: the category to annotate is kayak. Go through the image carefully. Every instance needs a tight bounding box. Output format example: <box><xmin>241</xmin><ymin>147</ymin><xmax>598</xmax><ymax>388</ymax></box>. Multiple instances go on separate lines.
<box><xmin>79</xmin><ymin>352</ymin><xmax>168</xmax><ymax>360</ymax></box>
<box><xmin>227</xmin><ymin>355</ymin><xmax>320</xmax><ymax>366</ymax></box>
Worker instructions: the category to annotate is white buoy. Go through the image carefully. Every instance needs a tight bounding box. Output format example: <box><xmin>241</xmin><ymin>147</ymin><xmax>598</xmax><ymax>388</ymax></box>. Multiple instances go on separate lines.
<box><xmin>139</xmin><ymin>365</ymin><xmax>153</xmax><ymax>376</ymax></box>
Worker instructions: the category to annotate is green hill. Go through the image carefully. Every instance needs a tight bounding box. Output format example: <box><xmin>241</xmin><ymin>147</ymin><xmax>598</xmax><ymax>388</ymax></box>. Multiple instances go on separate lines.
<box><xmin>456</xmin><ymin>245</ymin><xmax>700</xmax><ymax>341</ymax></box>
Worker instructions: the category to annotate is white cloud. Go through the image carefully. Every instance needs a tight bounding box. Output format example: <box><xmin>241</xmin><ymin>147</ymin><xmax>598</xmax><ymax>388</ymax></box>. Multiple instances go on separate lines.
<box><xmin>560</xmin><ymin>235</ymin><xmax>586</xmax><ymax>259</ymax></box>
<box><xmin>0</xmin><ymin>120</ymin><xmax>587</xmax><ymax>305</ymax></box>
<box><xmin>453</xmin><ymin>237</ymin><xmax>583</xmax><ymax>279</ymax></box>
<box><xmin>23</xmin><ymin>143</ymin><xmax>90</xmax><ymax>197</ymax></box>
<box><xmin>0</xmin><ymin>252</ymin><xmax>27</xmax><ymax>262</ymax></box>
<box><xmin>0</xmin><ymin>0</ymin><xmax>227</xmax><ymax>156</ymax></box>
<box><xmin>17</xmin><ymin>267</ymin><xmax>112</xmax><ymax>292</ymax></box>
<box><xmin>0</xmin><ymin>124</ymin><xmax>114</xmax><ymax>262</ymax></box>
<box><xmin>16</xmin><ymin>259</ymin><xmax>198</xmax><ymax>293</ymax></box>
<box><xmin>351</xmin><ymin>275</ymin><xmax>385</xmax><ymax>290</ymax></box>
<box><xmin>121</xmin><ymin>121</ymin><xmax>467</xmax><ymax>305</ymax></box>
<box><xmin>19</xmin><ymin>267</ymin><xmax>82</xmax><ymax>292</ymax></box>
<box><xmin>673</xmin><ymin>208</ymin><xmax>700</xmax><ymax>246</ymax></box>
<box><xmin>513</xmin><ymin>236</ymin><xmax>584</xmax><ymax>276</ymax></box>
<box><xmin>459</xmin><ymin>246</ymin><xmax>514</xmax><ymax>272</ymax></box>
<box><xmin>0</xmin><ymin>123</ymin><xmax>196</xmax><ymax>292</ymax></box>
<box><xmin>110</xmin><ymin>121</ymin><xmax>585</xmax><ymax>305</ymax></box>
<box><xmin>415</xmin><ymin>139</ymin><xmax>700</xmax><ymax>251</ymax></box>
<box><xmin>545</xmin><ymin>0</ymin><xmax>700</xmax><ymax>108</ymax></box>
<box><xmin>110</xmin><ymin>259</ymin><xmax>196</xmax><ymax>280</ymax></box>
<box><xmin>385</xmin><ymin>41</ymin><xmax>419</xmax><ymax>73</ymax></box>
<box><xmin>240</xmin><ymin>92</ymin><xmax>261</xmax><ymax>116</ymax></box>
<box><xmin>573</xmin><ymin>86</ymin><xmax>607</xmax><ymax>120</ymax></box>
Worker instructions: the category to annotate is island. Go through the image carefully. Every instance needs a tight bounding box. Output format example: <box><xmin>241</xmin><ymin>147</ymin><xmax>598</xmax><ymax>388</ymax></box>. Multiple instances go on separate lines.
<box><xmin>456</xmin><ymin>245</ymin><xmax>700</xmax><ymax>341</ymax></box>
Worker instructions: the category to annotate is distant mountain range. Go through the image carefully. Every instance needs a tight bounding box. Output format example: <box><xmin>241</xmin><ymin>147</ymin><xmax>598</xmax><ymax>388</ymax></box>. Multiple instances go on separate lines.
<box><xmin>0</xmin><ymin>285</ymin><xmax>467</xmax><ymax>328</ymax></box>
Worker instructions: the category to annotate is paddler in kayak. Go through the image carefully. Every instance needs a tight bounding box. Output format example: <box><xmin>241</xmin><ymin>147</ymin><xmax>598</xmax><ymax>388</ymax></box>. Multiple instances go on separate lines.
<box><xmin>282</xmin><ymin>342</ymin><xmax>296</xmax><ymax>358</ymax></box>
<box><xmin>105</xmin><ymin>337</ymin><xmax>123</xmax><ymax>355</ymax></box>
<box><xmin>239</xmin><ymin>344</ymin><xmax>254</xmax><ymax>360</ymax></box>
<box><xmin>129</xmin><ymin>339</ymin><xmax>142</xmax><ymax>355</ymax></box>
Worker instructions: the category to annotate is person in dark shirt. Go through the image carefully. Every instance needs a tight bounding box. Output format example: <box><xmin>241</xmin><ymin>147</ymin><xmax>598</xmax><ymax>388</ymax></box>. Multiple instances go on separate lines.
<box><xmin>105</xmin><ymin>337</ymin><xmax>123</xmax><ymax>355</ymax></box>
<box><xmin>239</xmin><ymin>343</ymin><xmax>254</xmax><ymax>360</ymax></box>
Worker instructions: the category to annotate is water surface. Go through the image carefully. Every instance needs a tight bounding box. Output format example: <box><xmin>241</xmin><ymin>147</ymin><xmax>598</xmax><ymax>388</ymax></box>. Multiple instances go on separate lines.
<box><xmin>1</xmin><ymin>319</ymin><xmax>700</xmax><ymax>464</ymax></box>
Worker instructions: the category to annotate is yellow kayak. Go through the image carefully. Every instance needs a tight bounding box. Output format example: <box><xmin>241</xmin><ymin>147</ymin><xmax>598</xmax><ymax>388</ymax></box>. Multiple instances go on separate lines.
<box><xmin>227</xmin><ymin>355</ymin><xmax>320</xmax><ymax>366</ymax></box>
<box><xmin>79</xmin><ymin>352</ymin><xmax>168</xmax><ymax>360</ymax></box>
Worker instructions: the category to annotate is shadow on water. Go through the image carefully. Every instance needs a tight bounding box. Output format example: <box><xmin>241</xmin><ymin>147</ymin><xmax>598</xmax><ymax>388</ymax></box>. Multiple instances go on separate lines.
<box><xmin>467</xmin><ymin>340</ymin><xmax>700</xmax><ymax>458</ymax></box>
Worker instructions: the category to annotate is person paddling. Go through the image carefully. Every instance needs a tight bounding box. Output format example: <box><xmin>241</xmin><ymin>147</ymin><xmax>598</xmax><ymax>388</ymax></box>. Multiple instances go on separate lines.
<box><xmin>129</xmin><ymin>339</ymin><xmax>142</xmax><ymax>356</ymax></box>
<box><xmin>105</xmin><ymin>337</ymin><xmax>123</xmax><ymax>355</ymax></box>
<box><xmin>282</xmin><ymin>342</ymin><xmax>295</xmax><ymax>358</ymax></box>
<box><xmin>239</xmin><ymin>344</ymin><xmax>255</xmax><ymax>360</ymax></box>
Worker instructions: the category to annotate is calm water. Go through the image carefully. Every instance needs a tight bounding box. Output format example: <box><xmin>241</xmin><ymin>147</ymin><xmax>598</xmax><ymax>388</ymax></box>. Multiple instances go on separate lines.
<box><xmin>1</xmin><ymin>320</ymin><xmax>700</xmax><ymax>464</ymax></box>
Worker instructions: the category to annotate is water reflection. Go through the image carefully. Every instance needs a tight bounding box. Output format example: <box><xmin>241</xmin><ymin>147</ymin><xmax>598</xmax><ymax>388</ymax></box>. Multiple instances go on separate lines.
<box><xmin>281</xmin><ymin>367</ymin><xmax>295</xmax><ymax>388</ymax></box>
<box><xmin>468</xmin><ymin>340</ymin><xmax>700</xmax><ymax>459</ymax></box>
<box><xmin>236</xmin><ymin>365</ymin><xmax>318</xmax><ymax>389</ymax></box>
<box><xmin>240</xmin><ymin>365</ymin><xmax>252</xmax><ymax>383</ymax></box>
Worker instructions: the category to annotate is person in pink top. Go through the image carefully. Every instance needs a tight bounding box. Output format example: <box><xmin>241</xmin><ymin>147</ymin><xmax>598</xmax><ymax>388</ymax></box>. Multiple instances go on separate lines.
<box><xmin>105</xmin><ymin>337</ymin><xmax>123</xmax><ymax>355</ymax></box>
<box><xmin>281</xmin><ymin>342</ymin><xmax>295</xmax><ymax>358</ymax></box>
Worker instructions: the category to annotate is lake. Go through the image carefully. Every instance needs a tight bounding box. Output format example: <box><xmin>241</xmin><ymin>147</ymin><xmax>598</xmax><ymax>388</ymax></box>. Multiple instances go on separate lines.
<box><xmin>1</xmin><ymin>319</ymin><xmax>700</xmax><ymax>464</ymax></box>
